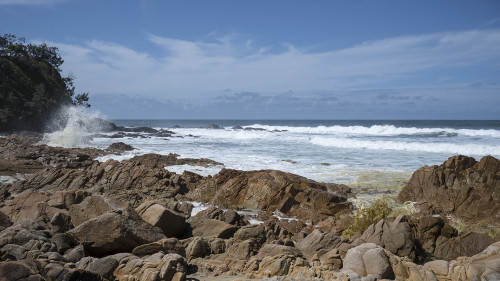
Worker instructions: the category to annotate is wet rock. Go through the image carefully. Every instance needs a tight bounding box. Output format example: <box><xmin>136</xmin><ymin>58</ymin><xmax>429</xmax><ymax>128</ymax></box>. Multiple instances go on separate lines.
<box><xmin>136</xmin><ymin>201</ymin><xmax>186</xmax><ymax>238</ymax></box>
<box><xmin>107</xmin><ymin>142</ymin><xmax>135</xmax><ymax>152</ymax></box>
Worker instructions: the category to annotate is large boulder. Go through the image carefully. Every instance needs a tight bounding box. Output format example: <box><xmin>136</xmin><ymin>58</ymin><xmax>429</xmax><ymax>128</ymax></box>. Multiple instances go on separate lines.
<box><xmin>434</xmin><ymin>232</ymin><xmax>495</xmax><ymax>261</ymax></box>
<box><xmin>186</xmin><ymin>169</ymin><xmax>353</xmax><ymax>222</ymax></box>
<box><xmin>1</xmin><ymin>190</ymin><xmax>88</xmax><ymax>224</ymax></box>
<box><xmin>397</xmin><ymin>155</ymin><xmax>500</xmax><ymax>225</ymax></box>
<box><xmin>135</xmin><ymin>201</ymin><xmax>186</xmax><ymax>238</ymax></box>
<box><xmin>296</xmin><ymin>229</ymin><xmax>343</xmax><ymax>259</ymax></box>
<box><xmin>68</xmin><ymin>194</ymin><xmax>117</xmax><ymax>227</ymax></box>
<box><xmin>187</xmin><ymin>209</ymin><xmax>240</xmax><ymax>239</ymax></box>
<box><xmin>68</xmin><ymin>210</ymin><xmax>166</xmax><ymax>256</ymax></box>
<box><xmin>356</xmin><ymin>215</ymin><xmax>417</xmax><ymax>260</ymax></box>
<box><xmin>132</xmin><ymin>238</ymin><xmax>186</xmax><ymax>257</ymax></box>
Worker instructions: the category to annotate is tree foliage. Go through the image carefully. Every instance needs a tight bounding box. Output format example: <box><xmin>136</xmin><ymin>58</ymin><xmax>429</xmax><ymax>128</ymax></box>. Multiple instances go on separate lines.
<box><xmin>0</xmin><ymin>34</ymin><xmax>90</xmax><ymax>131</ymax></box>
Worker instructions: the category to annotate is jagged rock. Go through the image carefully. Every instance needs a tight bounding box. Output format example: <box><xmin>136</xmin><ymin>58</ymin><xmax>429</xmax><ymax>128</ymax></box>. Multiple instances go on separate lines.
<box><xmin>187</xmin><ymin>210</ymin><xmax>240</xmax><ymax>239</ymax></box>
<box><xmin>1</xmin><ymin>190</ymin><xmax>88</xmax><ymax>224</ymax></box>
<box><xmin>255</xmin><ymin>243</ymin><xmax>302</xmax><ymax>258</ymax></box>
<box><xmin>63</xmin><ymin>245</ymin><xmax>85</xmax><ymax>263</ymax></box>
<box><xmin>132</xmin><ymin>238</ymin><xmax>186</xmax><ymax>257</ymax></box>
<box><xmin>0</xmin><ymin>260</ymin><xmax>45</xmax><ymax>281</ymax></box>
<box><xmin>76</xmin><ymin>256</ymin><xmax>119</xmax><ymax>280</ymax></box>
<box><xmin>0</xmin><ymin>159</ymin><xmax>44</xmax><ymax>176</ymax></box>
<box><xmin>8</xmin><ymin>156</ymin><xmax>193</xmax><ymax>207</ymax></box>
<box><xmin>234</xmin><ymin>224</ymin><xmax>267</xmax><ymax>244</ymax></box>
<box><xmin>68</xmin><ymin>211</ymin><xmax>166</xmax><ymax>256</ymax></box>
<box><xmin>187</xmin><ymin>169</ymin><xmax>353</xmax><ymax>223</ymax></box>
<box><xmin>51</xmin><ymin>233</ymin><xmax>77</xmax><ymax>254</ymax></box>
<box><xmin>135</xmin><ymin>201</ymin><xmax>186</xmax><ymax>238</ymax></box>
<box><xmin>208</xmin><ymin>238</ymin><xmax>226</xmax><ymax>254</ymax></box>
<box><xmin>397</xmin><ymin>155</ymin><xmax>500</xmax><ymax>225</ymax></box>
<box><xmin>296</xmin><ymin>229</ymin><xmax>343</xmax><ymax>259</ymax></box>
<box><xmin>0</xmin><ymin>220</ymin><xmax>51</xmax><ymax>249</ymax></box>
<box><xmin>356</xmin><ymin>215</ymin><xmax>417</xmax><ymax>260</ymax></box>
<box><xmin>68</xmin><ymin>194</ymin><xmax>119</xmax><ymax>227</ymax></box>
<box><xmin>49</xmin><ymin>212</ymin><xmax>73</xmax><ymax>233</ymax></box>
<box><xmin>192</xmin><ymin>206</ymin><xmax>247</xmax><ymax>226</ymax></box>
<box><xmin>111</xmin><ymin>252</ymin><xmax>187</xmax><ymax>281</ymax></box>
<box><xmin>186</xmin><ymin>237</ymin><xmax>210</xmax><ymax>260</ymax></box>
<box><xmin>424</xmin><ymin>260</ymin><xmax>449</xmax><ymax>276</ymax></box>
<box><xmin>107</xmin><ymin>142</ymin><xmax>134</xmax><ymax>151</ymax></box>
<box><xmin>319</xmin><ymin>248</ymin><xmax>342</xmax><ymax>270</ymax></box>
<box><xmin>447</xmin><ymin>241</ymin><xmax>500</xmax><ymax>280</ymax></box>
<box><xmin>434</xmin><ymin>232</ymin><xmax>494</xmax><ymax>260</ymax></box>
<box><xmin>0</xmin><ymin>210</ymin><xmax>12</xmax><ymax>229</ymax></box>
<box><xmin>252</xmin><ymin>255</ymin><xmax>293</xmax><ymax>279</ymax></box>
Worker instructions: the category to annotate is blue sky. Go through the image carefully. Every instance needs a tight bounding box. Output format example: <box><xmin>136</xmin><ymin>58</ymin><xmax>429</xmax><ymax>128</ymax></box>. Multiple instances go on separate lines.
<box><xmin>1</xmin><ymin>0</ymin><xmax>500</xmax><ymax>119</ymax></box>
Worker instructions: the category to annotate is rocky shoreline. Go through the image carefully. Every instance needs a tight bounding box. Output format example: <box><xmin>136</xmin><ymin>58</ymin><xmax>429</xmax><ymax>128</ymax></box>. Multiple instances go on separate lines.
<box><xmin>0</xmin><ymin>134</ymin><xmax>498</xmax><ymax>280</ymax></box>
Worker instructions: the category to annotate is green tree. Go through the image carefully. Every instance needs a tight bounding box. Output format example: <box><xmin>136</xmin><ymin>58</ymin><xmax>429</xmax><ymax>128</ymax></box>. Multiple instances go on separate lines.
<box><xmin>0</xmin><ymin>33</ymin><xmax>90</xmax><ymax>131</ymax></box>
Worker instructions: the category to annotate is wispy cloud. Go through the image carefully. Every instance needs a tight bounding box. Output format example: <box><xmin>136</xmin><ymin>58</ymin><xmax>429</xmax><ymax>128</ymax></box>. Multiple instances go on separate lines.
<box><xmin>0</xmin><ymin>0</ymin><xmax>68</xmax><ymax>5</ymax></box>
<box><xmin>48</xmin><ymin>29</ymin><xmax>500</xmax><ymax>107</ymax></box>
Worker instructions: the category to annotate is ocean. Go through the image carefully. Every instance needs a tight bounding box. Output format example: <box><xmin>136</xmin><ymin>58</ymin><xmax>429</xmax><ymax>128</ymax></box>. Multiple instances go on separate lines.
<box><xmin>45</xmin><ymin>116</ymin><xmax>500</xmax><ymax>205</ymax></box>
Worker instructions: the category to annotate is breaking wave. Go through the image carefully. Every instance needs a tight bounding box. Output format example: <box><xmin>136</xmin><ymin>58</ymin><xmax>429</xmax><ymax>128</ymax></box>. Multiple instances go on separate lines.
<box><xmin>310</xmin><ymin>136</ymin><xmax>500</xmax><ymax>156</ymax></box>
<box><xmin>42</xmin><ymin>106</ymin><xmax>104</xmax><ymax>147</ymax></box>
<box><xmin>241</xmin><ymin>124</ymin><xmax>500</xmax><ymax>138</ymax></box>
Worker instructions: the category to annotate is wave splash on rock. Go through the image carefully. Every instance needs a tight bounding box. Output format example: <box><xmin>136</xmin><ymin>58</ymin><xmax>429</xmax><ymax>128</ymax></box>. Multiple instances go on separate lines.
<box><xmin>42</xmin><ymin>106</ymin><xmax>104</xmax><ymax>148</ymax></box>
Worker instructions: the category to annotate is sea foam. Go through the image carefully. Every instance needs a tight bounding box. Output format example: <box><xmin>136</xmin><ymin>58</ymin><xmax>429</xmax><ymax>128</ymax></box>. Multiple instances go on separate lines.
<box><xmin>43</xmin><ymin>106</ymin><xmax>103</xmax><ymax>148</ymax></box>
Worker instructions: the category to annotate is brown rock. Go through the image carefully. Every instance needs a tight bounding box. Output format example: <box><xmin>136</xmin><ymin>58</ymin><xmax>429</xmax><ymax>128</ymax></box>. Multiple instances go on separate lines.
<box><xmin>135</xmin><ymin>201</ymin><xmax>186</xmax><ymax>237</ymax></box>
<box><xmin>132</xmin><ymin>238</ymin><xmax>186</xmax><ymax>257</ymax></box>
<box><xmin>357</xmin><ymin>215</ymin><xmax>417</xmax><ymax>260</ymax></box>
<box><xmin>434</xmin><ymin>232</ymin><xmax>494</xmax><ymax>260</ymax></box>
<box><xmin>107</xmin><ymin>142</ymin><xmax>134</xmax><ymax>151</ymax></box>
<box><xmin>68</xmin><ymin>211</ymin><xmax>166</xmax><ymax>256</ymax></box>
<box><xmin>296</xmin><ymin>229</ymin><xmax>343</xmax><ymax>259</ymax></box>
<box><xmin>68</xmin><ymin>194</ymin><xmax>117</xmax><ymax>227</ymax></box>
<box><xmin>187</xmin><ymin>169</ymin><xmax>352</xmax><ymax>222</ymax></box>
<box><xmin>397</xmin><ymin>155</ymin><xmax>500</xmax><ymax>225</ymax></box>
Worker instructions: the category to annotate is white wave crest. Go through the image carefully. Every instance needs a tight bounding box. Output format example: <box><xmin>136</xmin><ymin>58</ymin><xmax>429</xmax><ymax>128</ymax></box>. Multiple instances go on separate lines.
<box><xmin>43</xmin><ymin>106</ymin><xmax>102</xmax><ymax>148</ymax></box>
<box><xmin>310</xmin><ymin>136</ymin><xmax>500</xmax><ymax>156</ymax></box>
<box><xmin>242</xmin><ymin>124</ymin><xmax>500</xmax><ymax>138</ymax></box>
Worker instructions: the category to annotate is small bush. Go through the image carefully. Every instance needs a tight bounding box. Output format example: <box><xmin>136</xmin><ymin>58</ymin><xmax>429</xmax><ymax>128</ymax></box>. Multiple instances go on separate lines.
<box><xmin>342</xmin><ymin>198</ymin><xmax>393</xmax><ymax>238</ymax></box>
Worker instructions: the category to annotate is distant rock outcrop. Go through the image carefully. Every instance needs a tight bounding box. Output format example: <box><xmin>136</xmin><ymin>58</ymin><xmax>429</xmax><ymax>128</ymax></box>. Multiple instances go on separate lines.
<box><xmin>397</xmin><ymin>155</ymin><xmax>500</xmax><ymax>225</ymax></box>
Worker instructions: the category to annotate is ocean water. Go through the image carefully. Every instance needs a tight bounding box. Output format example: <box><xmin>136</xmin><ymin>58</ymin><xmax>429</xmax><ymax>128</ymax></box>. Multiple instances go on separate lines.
<box><xmin>44</xmin><ymin>116</ymin><xmax>500</xmax><ymax>204</ymax></box>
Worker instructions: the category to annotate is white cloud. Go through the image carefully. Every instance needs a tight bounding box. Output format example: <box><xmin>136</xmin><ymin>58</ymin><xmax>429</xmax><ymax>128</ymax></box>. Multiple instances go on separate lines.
<box><xmin>48</xmin><ymin>29</ymin><xmax>500</xmax><ymax>101</ymax></box>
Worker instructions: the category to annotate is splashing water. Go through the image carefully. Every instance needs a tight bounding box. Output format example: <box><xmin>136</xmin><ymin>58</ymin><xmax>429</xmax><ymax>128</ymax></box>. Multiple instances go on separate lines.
<box><xmin>43</xmin><ymin>106</ymin><xmax>103</xmax><ymax>147</ymax></box>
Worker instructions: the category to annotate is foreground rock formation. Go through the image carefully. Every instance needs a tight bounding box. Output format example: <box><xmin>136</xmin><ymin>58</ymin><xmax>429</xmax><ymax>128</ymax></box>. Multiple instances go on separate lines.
<box><xmin>0</xmin><ymin>135</ymin><xmax>499</xmax><ymax>280</ymax></box>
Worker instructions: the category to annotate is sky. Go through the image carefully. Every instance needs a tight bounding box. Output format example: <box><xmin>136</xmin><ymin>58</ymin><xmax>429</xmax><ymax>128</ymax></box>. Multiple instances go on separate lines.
<box><xmin>1</xmin><ymin>0</ymin><xmax>500</xmax><ymax>120</ymax></box>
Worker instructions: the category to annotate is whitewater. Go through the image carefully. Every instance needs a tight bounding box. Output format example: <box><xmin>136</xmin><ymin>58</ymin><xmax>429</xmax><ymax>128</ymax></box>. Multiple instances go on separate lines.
<box><xmin>44</xmin><ymin>117</ymin><xmax>500</xmax><ymax>203</ymax></box>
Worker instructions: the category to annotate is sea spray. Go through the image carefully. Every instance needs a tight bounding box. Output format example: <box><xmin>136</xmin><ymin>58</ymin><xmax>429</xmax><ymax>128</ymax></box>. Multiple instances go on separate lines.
<box><xmin>43</xmin><ymin>106</ymin><xmax>104</xmax><ymax>147</ymax></box>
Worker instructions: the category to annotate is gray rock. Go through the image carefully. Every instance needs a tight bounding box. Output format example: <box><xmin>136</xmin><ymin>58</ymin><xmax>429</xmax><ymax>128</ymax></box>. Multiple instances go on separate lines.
<box><xmin>362</xmin><ymin>247</ymin><xmax>393</xmax><ymax>279</ymax></box>
<box><xmin>186</xmin><ymin>237</ymin><xmax>210</xmax><ymax>260</ymax></box>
